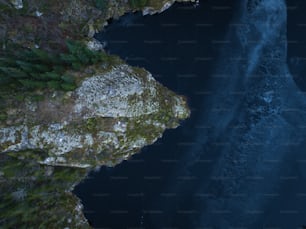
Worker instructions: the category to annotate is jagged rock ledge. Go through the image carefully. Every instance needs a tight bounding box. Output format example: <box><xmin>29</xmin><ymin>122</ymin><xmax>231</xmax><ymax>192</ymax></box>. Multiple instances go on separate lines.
<box><xmin>0</xmin><ymin>63</ymin><xmax>190</xmax><ymax>228</ymax></box>
<box><xmin>0</xmin><ymin>64</ymin><xmax>190</xmax><ymax>168</ymax></box>
<box><xmin>142</xmin><ymin>0</ymin><xmax>196</xmax><ymax>15</ymax></box>
<box><xmin>0</xmin><ymin>1</ymin><xmax>192</xmax><ymax>228</ymax></box>
<box><xmin>92</xmin><ymin>0</ymin><xmax>197</xmax><ymax>35</ymax></box>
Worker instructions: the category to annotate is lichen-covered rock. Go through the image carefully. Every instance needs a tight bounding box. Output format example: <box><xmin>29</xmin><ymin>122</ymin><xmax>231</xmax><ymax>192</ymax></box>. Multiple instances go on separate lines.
<box><xmin>0</xmin><ymin>64</ymin><xmax>190</xmax><ymax>168</ymax></box>
<box><xmin>0</xmin><ymin>153</ymin><xmax>91</xmax><ymax>228</ymax></box>
<box><xmin>9</xmin><ymin>0</ymin><xmax>23</xmax><ymax>9</ymax></box>
<box><xmin>142</xmin><ymin>0</ymin><xmax>196</xmax><ymax>15</ymax></box>
<box><xmin>87</xmin><ymin>38</ymin><xmax>106</xmax><ymax>51</ymax></box>
<box><xmin>0</xmin><ymin>1</ymin><xmax>192</xmax><ymax>228</ymax></box>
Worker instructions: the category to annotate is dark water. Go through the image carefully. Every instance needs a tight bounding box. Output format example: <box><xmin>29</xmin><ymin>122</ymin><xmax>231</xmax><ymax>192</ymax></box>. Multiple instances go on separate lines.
<box><xmin>75</xmin><ymin>0</ymin><xmax>306</xmax><ymax>228</ymax></box>
<box><xmin>287</xmin><ymin>0</ymin><xmax>306</xmax><ymax>91</ymax></box>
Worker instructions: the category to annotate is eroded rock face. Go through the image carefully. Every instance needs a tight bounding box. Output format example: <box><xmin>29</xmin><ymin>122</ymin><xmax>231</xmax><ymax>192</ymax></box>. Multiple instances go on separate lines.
<box><xmin>0</xmin><ymin>64</ymin><xmax>190</xmax><ymax>168</ymax></box>
<box><xmin>142</xmin><ymin>0</ymin><xmax>196</xmax><ymax>15</ymax></box>
<box><xmin>9</xmin><ymin>0</ymin><xmax>23</xmax><ymax>9</ymax></box>
<box><xmin>0</xmin><ymin>2</ymin><xmax>192</xmax><ymax>228</ymax></box>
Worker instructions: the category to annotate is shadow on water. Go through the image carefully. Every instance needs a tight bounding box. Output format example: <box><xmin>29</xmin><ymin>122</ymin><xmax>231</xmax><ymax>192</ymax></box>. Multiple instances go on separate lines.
<box><xmin>74</xmin><ymin>0</ymin><xmax>306</xmax><ymax>228</ymax></box>
<box><xmin>287</xmin><ymin>0</ymin><xmax>306</xmax><ymax>91</ymax></box>
<box><xmin>74</xmin><ymin>1</ymin><xmax>236</xmax><ymax>228</ymax></box>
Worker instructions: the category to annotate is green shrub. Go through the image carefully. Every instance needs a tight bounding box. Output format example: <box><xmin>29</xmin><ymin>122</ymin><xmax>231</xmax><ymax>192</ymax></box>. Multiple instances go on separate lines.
<box><xmin>60</xmin><ymin>83</ymin><xmax>76</xmax><ymax>91</ymax></box>
<box><xmin>0</xmin><ymin>113</ymin><xmax>7</xmax><ymax>121</ymax></box>
<box><xmin>0</xmin><ymin>40</ymin><xmax>108</xmax><ymax>92</ymax></box>
<box><xmin>129</xmin><ymin>0</ymin><xmax>148</xmax><ymax>8</ymax></box>
<box><xmin>95</xmin><ymin>0</ymin><xmax>109</xmax><ymax>10</ymax></box>
<box><xmin>47</xmin><ymin>81</ymin><xmax>61</xmax><ymax>90</ymax></box>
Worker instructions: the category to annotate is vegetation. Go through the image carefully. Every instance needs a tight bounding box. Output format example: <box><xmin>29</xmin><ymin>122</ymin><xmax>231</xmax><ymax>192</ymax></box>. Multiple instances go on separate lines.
<box><xmin>0</xmin><ymin>0</ymin><xmax>182</xmax><ymax>228</ymax></box>
<box><xmin>0</xmin><ymin>152</ymin><xmax>90</xmax><ymax>228</ymax></box>
<box><xmin>94</xmin><ymin>0</ymin><xmax>109</xmax><ymax>10</ymax></box>
<box><xmin>0</xmin><ymin>40</ymin><xmax>109</xmax><ymax>92</ymax></box>
<box><xmin>129</xmin><ymin>0</ymin><xmax>148</xmax><ymax>8</ymax></box>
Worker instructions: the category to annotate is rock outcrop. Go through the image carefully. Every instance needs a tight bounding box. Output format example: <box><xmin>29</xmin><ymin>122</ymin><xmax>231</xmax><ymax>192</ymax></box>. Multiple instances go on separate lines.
<box><xmin>0</xmin><ymin>63</ymin><xmax>190</xmax><ymax>228</ymax></box>
<box><xmin>142</xmin><ymin>0</ymin><xmax>196</xmax><ymax>15</ymax></box>
<box><xmin>0</xmin><ymin>0</ymin><xmax>192</xmax><ymax>228</ymax></box>
<box><xmin>0</xmin><ymin>64</ymin><xmax>189</xmax><ymax>168</ymax></box>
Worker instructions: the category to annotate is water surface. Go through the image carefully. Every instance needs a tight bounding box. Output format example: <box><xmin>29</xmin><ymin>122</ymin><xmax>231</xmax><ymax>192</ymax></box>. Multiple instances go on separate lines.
<box><xmin>75</xmin><ymin>1</ymin><xmax>306</xmax><ymax>228</ymax></box>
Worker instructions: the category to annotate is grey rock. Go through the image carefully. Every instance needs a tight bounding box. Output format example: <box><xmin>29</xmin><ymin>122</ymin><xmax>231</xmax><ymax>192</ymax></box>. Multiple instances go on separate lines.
<box><xmin>1</xmin><ymin>64</ymin><xmax>190</xmax><ymax>168</ymax></box>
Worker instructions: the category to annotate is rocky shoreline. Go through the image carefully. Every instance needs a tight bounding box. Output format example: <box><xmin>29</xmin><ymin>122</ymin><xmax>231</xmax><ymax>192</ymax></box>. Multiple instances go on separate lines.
<box><xmin>1</xmin><ymin>64</ymin><xmax>189</xmax><ymax>168</ymax></box>
<box><xmin>0</xmin><ymin>0</ymin><xmax>192</xmax><ymax>228</ymax></box>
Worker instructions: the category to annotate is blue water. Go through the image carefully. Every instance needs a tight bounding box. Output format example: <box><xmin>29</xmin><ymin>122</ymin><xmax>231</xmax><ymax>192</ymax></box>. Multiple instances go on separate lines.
<box><xmin>74</xmin><ymin>0</ymin><xmax>306</xmax><ymax>228</ymax></box>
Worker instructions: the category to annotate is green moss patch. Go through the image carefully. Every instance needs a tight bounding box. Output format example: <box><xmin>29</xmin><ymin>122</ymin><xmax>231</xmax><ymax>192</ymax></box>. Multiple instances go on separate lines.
<box><xmin>0</xmin><ymin>153</ymin><xmax>90</xmax><ymax>228</ymax></box>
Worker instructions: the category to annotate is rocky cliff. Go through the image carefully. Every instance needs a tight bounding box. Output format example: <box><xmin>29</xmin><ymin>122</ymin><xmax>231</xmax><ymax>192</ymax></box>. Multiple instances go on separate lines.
<box><xmin>0</xmin><ymin>0</ymin><xmax>191</xmax><ymax>228</ymax></box>
<box><xmin>0</xmin><ymin>63</ymin><xmax>189</xmax><ymax>228</ymax></box>
<box><xmin>1</xmin><ymin>64</ymin><xmax>189</xmax><ymax>168</ymax></box>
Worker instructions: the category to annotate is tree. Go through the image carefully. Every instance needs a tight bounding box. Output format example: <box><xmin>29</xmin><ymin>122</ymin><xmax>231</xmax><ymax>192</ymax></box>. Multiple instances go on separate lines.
<box><xmin>95</xmin><ymin>0</ymin><xmax>109</xmax><ymax>10</ymax></box>
<box><xmin>0</xmin><ymin>40</ymin><xmax>108</xmax><ymax>92</ymax></box>
<box><xmin>129</xmin><ymin>0</ymin><xmax>148</xmax><ymax>8</ymax></box>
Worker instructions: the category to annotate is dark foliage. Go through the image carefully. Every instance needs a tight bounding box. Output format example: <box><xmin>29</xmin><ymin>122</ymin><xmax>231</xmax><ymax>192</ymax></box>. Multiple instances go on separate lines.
<box><xmin>0</xmin><ymin>40</ymin><xmax>108</xmax><ymax>91</ymax></box>
<box><xmin>94</xmin><ymin>0</ymin><xmax>109</xmax><ymax>10</ymax></box>
<box><xmin>129</xmin><ymin>0</ymin><xmax>148</xmax><ymax>8</ymax></box>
